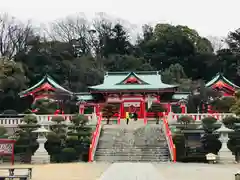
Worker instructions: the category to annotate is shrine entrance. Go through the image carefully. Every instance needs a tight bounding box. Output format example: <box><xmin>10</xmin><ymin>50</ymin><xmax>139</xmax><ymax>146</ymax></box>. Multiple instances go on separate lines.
<box><xmin>120</xmin><ymin>99</ymin><xmax>145</xmax><ymax>119</ymax></box>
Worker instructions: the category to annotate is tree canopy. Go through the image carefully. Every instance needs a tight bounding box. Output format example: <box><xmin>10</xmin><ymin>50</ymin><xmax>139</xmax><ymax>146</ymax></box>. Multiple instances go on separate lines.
<box><xmin>0</xmin><ymin>12</ymin><xmax>240</xmax><ymax>113</ymax></box>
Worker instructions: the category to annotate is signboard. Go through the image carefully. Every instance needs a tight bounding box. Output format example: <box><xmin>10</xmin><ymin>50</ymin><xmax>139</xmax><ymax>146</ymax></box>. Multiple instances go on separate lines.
<box><xmin>123</xmin><ymin>102</ymin><xmax>140</xmax><ymax>107</ymax></box>
<box><xmin>0</xmin><ymin>140</ymin><xmax>15</xmax><ymax>165</ymax></box>
<box><xmin>0</xmin><ymin>143</ymin><xmax>14</xmax><ymax>154</ymax></box>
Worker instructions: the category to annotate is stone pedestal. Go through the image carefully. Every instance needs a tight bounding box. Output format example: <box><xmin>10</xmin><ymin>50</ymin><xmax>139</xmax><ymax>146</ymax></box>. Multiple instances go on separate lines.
<box><xmin>218</xmin><ymin>135</ymin><xmax>234</xmax><ymax>163</ymax></box>
<box><xmin>31</xmin><ymin>137</ymin><xmax>50</xmax><ymax>164</ymax></box>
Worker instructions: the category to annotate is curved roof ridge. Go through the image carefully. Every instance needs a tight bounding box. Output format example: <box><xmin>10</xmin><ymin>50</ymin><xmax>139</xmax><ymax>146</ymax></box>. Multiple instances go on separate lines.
<box><xmin>206</xmin><ymin>72</ymin><xmax>240</xmax><ymax>89</ymax></box>
<box><xmin>19</xmin><ymin>74</ymin><xmax>72</xmax><ymax>97</ymax></box>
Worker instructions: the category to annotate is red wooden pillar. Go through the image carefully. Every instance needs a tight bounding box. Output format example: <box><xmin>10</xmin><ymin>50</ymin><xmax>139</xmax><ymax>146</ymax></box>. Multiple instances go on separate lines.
<box><xmin>157</xmin><ymin>95</ymin><xmax>160</xmax><ymax>103</ymax></box>
<box><xmin>79</xmin><ymin>104</ymin><xmax>85</xmax><ymax>114</ymax></box>
<box><xmin>118</xmin><ymin>101</ymin><xmax>123</xmax><ymax>122</ymax></box>
<box><xmin>180</xmin><ymin>104</ymin><xmax>186</xmax><ymax>113</ymax></box>
<box><xmin>142</xmin><ymin>96</ymin><xmax>147</xmax><ymax>124</ymax></box>
<box><xmin>139</xmin><ymin>101</ymin><xmax>143</xmax><ymax>118</ymax></box>
<box><xmin>120</xmin><ymin>100</ymin><xmax>124</xmax><ymax>118</ymax></box>
<box><xmin>166</xmin><ymin>103</ymin><xmax>171</xmax><ymax>115</ymax></box>
<box><xmin>95</xmin><ymin>104</ymin><xmax>100</xmax><ymax>115</ymax></box>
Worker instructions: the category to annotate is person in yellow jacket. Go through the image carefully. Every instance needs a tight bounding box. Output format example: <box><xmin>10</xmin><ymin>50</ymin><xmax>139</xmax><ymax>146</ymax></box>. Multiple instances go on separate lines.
<box><xmin>126</xmin><ymin>112</ymin><xmax>129</xmax><ymax>125</ymax></box>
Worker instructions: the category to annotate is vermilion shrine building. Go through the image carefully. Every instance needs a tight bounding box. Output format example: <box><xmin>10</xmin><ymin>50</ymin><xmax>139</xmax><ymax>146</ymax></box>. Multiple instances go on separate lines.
<box><xmin>205</xmin><ymin>73</ymin><xmax>240</xmax><ymax>96</ymax></box>
<box><xmin>18</xmin><ymin>71</ymin><xmax>240</xmax><ymax>117</ymax></box>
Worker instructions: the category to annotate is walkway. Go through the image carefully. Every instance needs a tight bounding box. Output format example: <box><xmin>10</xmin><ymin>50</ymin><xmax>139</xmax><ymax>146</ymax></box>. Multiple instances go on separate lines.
<box><xmin>0</xmin><ymin>162</ymin><xmax>238</xmax><ymax>180</ymax></box>
<box><xmin>99</xmin><ymin>163</ymin><xmax>164</xmax><ymax>180</ymax></box>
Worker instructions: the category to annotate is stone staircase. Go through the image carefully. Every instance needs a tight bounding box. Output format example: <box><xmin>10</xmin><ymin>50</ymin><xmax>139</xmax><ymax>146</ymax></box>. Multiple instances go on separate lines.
<box><xmin>94</xmin><ymin>120</ymin><xmax>170</xmax><ymax>162</ymax></box>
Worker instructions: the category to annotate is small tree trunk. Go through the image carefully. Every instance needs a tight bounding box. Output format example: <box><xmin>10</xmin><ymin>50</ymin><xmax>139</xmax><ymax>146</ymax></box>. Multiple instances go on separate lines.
<box><xmin>23</xmin><ymin>151</ymin><xmax>32</xmax><ymax>163</ymax></box>
<box><xmin>235</xmin><ymin>152</ymin><xmax>240</xmax><ymax>163</ymax></box>
<box><xmin>107</xmin><ymin>118</ymin><xmax>110</xmax><ymax>124</ymax></box>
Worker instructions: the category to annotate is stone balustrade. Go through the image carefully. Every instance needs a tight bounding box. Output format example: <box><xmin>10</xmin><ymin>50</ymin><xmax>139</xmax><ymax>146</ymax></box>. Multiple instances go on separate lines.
<box><xmin>0</xmin><ymin>113</ymin><xmax>235</xmax><ymax>127</ymax></box>
<box><xmin>168</xmin><ymin>113</ymin><xmax>235</xmax><ymax>122</ymax></box>
<box><xmin>0</xmin><ymin>114</ymin><xmax>94</xmax><ymax>127</ymax></box>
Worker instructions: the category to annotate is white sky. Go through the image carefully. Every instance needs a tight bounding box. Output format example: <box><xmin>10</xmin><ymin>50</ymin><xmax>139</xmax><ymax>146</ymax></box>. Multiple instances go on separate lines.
<box><xmin>0</xmin><ymin>0</ymin><xmax>239</xmax><ymax>37</ymax></box>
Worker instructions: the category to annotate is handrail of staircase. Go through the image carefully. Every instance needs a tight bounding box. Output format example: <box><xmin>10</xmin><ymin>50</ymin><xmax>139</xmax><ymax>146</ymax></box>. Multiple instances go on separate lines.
<box><xmin>88</xmin><ymin>112</ymin><xmax>102</xmax><ymax>162</ymax></box>
<box><xmin>162</xmin><ymin>114</ymin><xmax>176</xmax><ymax>162</ymax></box>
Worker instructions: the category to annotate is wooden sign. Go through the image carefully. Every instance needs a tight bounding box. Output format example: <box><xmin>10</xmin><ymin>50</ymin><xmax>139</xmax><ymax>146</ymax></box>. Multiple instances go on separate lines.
<box><xmin>0</xmin><ymin>144</ymin><xmax>13</xmax><ymax>154</ymax></box>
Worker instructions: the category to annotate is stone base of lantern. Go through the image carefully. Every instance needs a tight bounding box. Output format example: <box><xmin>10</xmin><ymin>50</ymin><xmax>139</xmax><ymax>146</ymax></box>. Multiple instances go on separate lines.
<box><xmin>218</xmin><ymin>152</ymin><xmax>235</xmax><ymax>164</ymax></box>
<box><xmin>31</xmin><ymin>138</ymin><xmax>50</xmax><ymax>164</ymax></box>
<box><xmin>218</xmin><ymin>147</ymin><xmax>234</xmax><ymax>164</ymax></box>
<box><xmin>32</xmin><ymin>152</ymin><xmax>50</xmax><ymax>164</ymax></box>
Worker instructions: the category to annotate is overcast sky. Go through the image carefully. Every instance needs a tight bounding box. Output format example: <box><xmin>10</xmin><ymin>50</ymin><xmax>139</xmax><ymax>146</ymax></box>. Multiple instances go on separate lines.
<box><xmin>0</xmin><ymin>0</ymin><xmax>239</xmax><ymax>37</ymax></box>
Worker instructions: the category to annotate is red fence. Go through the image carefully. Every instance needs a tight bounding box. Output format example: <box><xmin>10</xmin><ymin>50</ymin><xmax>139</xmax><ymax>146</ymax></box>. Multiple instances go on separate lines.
<box><xmin>88</xmin><ymin>113</ymin><xmax>102</xmax><ymax>162</ymax></box>
<box><xmin>163</xmin><ymin>115</ymin><xmax>176</xmax><ymax>162</ymax></box>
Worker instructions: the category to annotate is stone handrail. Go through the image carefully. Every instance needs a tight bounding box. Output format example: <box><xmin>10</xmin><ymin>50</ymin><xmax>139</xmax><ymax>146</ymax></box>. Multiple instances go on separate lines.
<box><xmin>88</xmin><ymin>113</ymin><xmax>102</xmax><ymax>162</ymax></box>
<box><xmin>168</xmin><ymin>113</ymin><xmax>234</xmax><ymax>122</ymax></box>
<box><xmin>162</xmin><ymin>115</ymin><xmax>176</xmax><ymax>162</ymax></box>
<box><xmin>0</xmin><ymin>114</ymin><xmax>94</xmax><ymax>126</ymax></box>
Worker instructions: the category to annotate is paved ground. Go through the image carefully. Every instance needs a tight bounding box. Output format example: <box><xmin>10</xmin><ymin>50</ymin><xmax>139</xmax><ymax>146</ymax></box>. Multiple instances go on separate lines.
<box><xmin>0</xmin><ymin>162</ymin><xmax>238</xmax><ymax>180</ymax></box>
<box><xmin>99</xmin><ymin>163</ymin><xmax>163</xmax><ymax>180</ymax></box>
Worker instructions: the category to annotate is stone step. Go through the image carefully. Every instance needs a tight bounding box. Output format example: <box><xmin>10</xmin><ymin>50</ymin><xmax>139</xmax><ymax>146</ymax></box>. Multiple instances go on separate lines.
<box><xmin>95</xmin><ymin>152</ymin><xmax>169</xmax><ymax>156</ymax></box>
<box><xmin>95</xmin><ymin>150</ymin><xmax>168</xmax><ymax>154</ymax></box>
<box><xmin>97</xmin><ymin>146</ymin><xmax>167</xmax><ymax>149</ymax></box>
<box><xmin>98</xmin><ymin>144</ymin><xmax>167</xmax><ymax>149</ymax></box>
<box><xmin>99</xmin><ymin>136</ymin><xmax>166</xmax><ymax>140</ymax></box>
<box><xmin>94</xmin><ymin>156</ymin><xmax>169</xmax><ymax>162</ymax></box>
<box><xmin>97</xmin><ymin>145</ymin><xmax>167</xmax><ymax>148</ymax></box>
<box><xmin>95</xmin><ymin>155</ymin><xmax>169</xmax><ymax>159</ymax></box>
<box><xmin>98</xmin><ymin>142</ymin><xmax>167</xmax><ymax>144</ymax></box>
<box><xmin>95</xmin><ymin>148</ymin><xmax>169</xmax><ymax>151</ymax></box>
<box><xmin>98</xmin><ymin>141</ymin><xmax>167</xmax><ymax>145</ymax></box>
<box><xmin>95</xmin><ymin>149</ymin><xmax>169</xmax><ymax>155</ymax></box>
<box><xmin>94</xmin><ymin>159</ymin><xmax>169</xmax><ymax>162</ymax></box>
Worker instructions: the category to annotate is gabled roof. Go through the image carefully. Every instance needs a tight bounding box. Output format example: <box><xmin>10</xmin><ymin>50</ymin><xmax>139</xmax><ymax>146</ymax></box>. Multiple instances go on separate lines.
<box><xmin>19</xmin><ymin>74</ymin><xmax>72</xmax><ymax>97</ymax></box>
<box><xmin>116</xmin><ymin>72</ymin><xmax>149</xmax><ymax>85</ymax></box>
<box><xmin>89</xmin><ymin>71</ymin><xmax>178</xmax><ymax>91</ymax></box>
<box><xmin>206</xmin><ymin>73</ymin><xmax>240</xmax><ymax>89</ymax></box>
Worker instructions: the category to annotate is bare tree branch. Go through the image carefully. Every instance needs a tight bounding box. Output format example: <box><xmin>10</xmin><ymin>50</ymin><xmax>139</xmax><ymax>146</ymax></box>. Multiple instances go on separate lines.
<box><xmin>0</xmin><ymin>13</ymin><xmax>35</xmax><ymax>58</ymax></box>
<box><xmin>207</xmin><ymin>35</ymin><xmax>227</xmax><ymax>53</ymax></box>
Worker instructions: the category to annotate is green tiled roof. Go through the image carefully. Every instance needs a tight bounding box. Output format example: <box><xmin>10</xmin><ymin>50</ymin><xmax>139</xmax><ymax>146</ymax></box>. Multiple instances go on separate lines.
<box><xmin>19</xmin><ymin>74</ymin><xmax>72</xmax><ymax>97</ymax></box>
<box><xmin>206</xmin><ymin>73</ymin><xmax>240</xmax><ymax>89</ymax></box>
<box><xmin>89</xmin><ymin>71</ymin><xmax>178</xmax><ymax>91</ymax></box>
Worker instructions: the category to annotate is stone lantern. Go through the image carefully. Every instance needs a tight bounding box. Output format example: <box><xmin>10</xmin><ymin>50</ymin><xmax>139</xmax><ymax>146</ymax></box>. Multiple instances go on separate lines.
<box><xmin>215</xmin><ymin>123</ymin><xmax>234</xmax><ymax>163</ymax></box>
<box><xmin>31</xmin><ymin>126</ymin><xmax>51</xmax><ymax>164</ymax></box>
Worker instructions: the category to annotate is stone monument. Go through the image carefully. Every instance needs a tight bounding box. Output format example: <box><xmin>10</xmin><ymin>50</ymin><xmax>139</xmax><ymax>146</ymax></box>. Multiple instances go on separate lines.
<box><xmin>31</xmin><ymin>125</ymin><xmax>50</xmax><ymax>164</ymax></box>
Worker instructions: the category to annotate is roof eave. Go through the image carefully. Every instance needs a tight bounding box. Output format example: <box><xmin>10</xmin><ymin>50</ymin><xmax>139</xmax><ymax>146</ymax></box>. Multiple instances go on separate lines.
<box><xmin>19</xmin><ymin>75</ymin><xmax>73</xmax><ymax>97</ymax></box>
<box><xmin>18</xmin><ymin>75</ymin><xmax>48</xmax><ymax>96</ymax></box>
<box><xmin>89</xmin><ymin>87</ymin><xmax>178</xmax><ymax>92</ymax></box>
